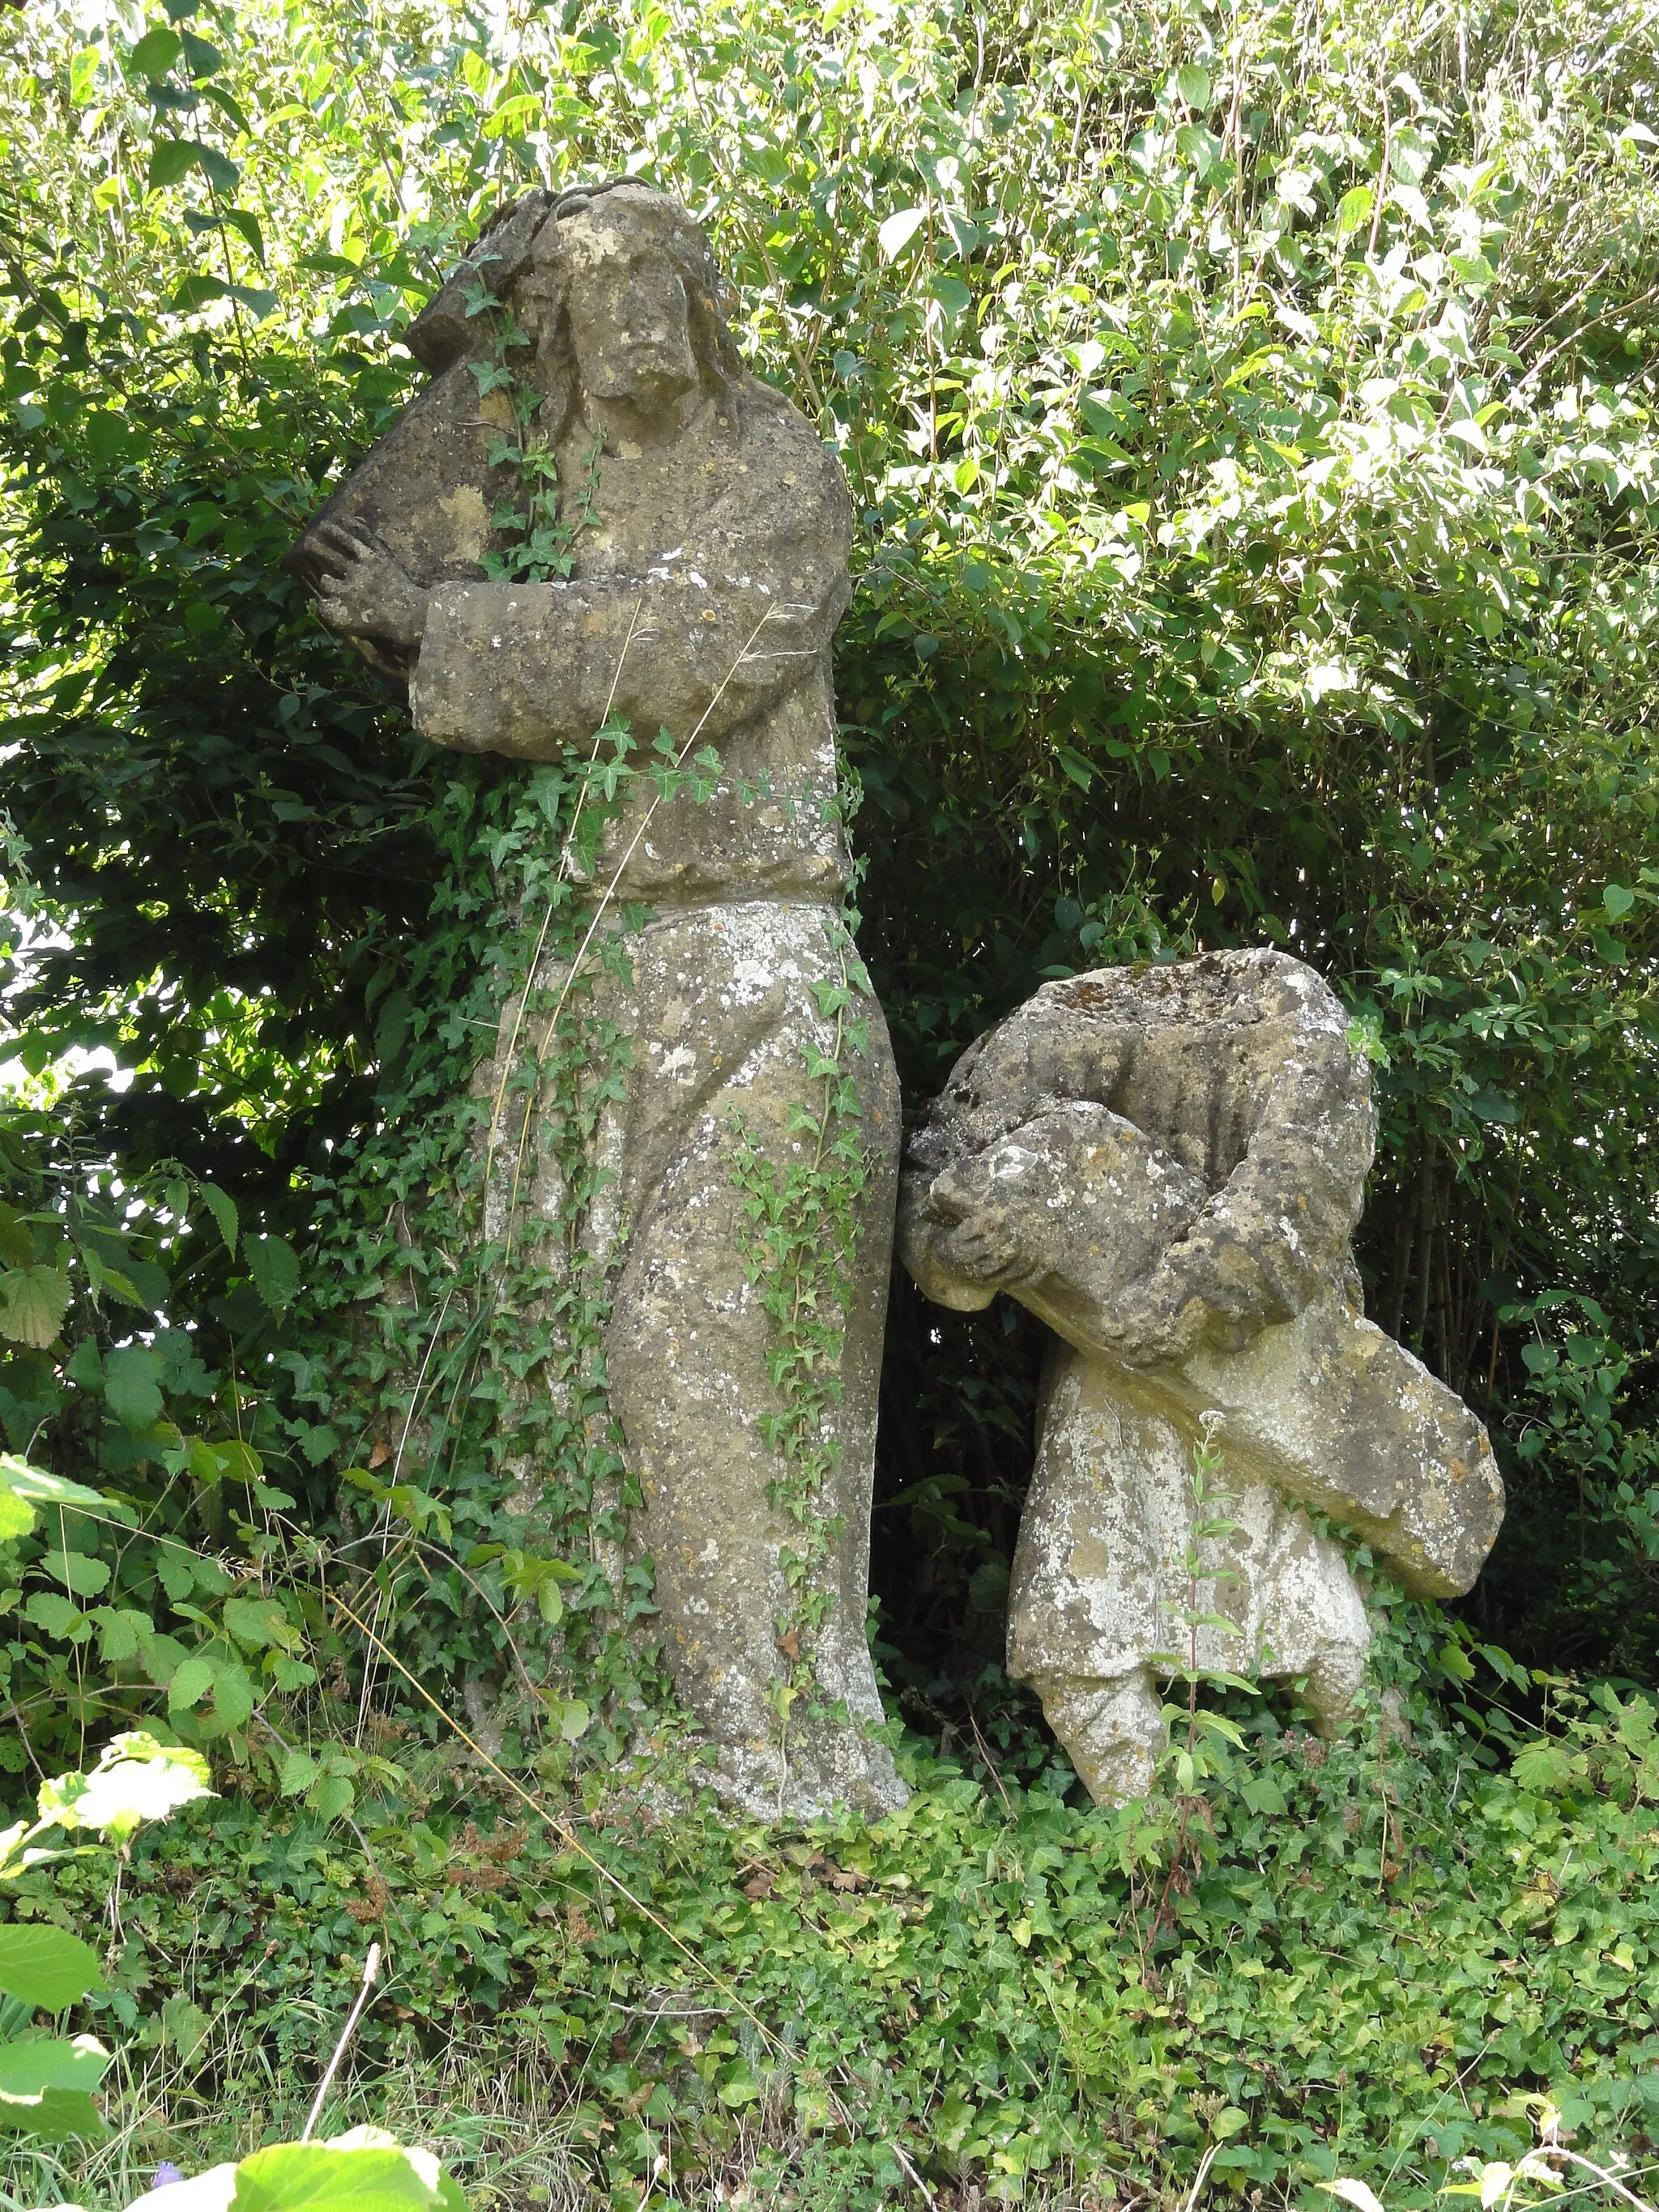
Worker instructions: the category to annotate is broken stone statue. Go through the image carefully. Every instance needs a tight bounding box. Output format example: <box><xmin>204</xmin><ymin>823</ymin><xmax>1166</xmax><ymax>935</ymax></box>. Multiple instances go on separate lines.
<box><xmin>899</xmin><ymin>948</ymin><xmax>1504</xmax><ymax>1805</ymax></box>
<box><xmin>288</xmin><ymin>181</ymin><xmax>906</xmax><ymax>1818</ymax></box>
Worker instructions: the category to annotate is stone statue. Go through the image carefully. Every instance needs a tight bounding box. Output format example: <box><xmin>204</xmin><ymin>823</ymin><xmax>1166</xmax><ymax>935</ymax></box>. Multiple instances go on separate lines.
<box><xmin>899</xmin><ymin>948</ymin><xmax>1504</xmax><ymax>1805</ymax></box>
<box><xmin>288</xmin><ymin>182</ymin><xmax>906</xmax><ymax>1819</ymax></box>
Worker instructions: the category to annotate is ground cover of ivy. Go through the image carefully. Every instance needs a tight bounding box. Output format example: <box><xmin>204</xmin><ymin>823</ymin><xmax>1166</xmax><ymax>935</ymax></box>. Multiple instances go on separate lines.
<box><xmin>2</xmin><ymin>1636</ymin><xmax>1656</xmax><ymax>2212</ymax></box>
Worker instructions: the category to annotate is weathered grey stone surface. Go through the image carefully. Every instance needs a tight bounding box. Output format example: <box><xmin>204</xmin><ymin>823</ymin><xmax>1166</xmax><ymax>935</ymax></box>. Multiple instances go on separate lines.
<box><xmin>291</xmin><ymin>182</ymin><xmax>905</xmax><ymax>1819</ymax></box>
<box><xmin>900</xmin><ymin>948</ymin><xmax>1504</xmax><ymax>1804</ymax></box>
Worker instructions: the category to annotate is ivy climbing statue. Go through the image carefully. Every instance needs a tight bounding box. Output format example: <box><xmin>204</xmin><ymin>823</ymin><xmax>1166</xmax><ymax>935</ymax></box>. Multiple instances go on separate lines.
<box><xmin>288</xmin><ymin>181</ymin><xmax>906</xmax><ymax>1819</ymax></box>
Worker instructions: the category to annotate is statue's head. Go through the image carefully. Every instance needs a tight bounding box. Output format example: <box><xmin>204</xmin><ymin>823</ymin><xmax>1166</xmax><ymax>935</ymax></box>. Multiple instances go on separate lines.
<box><xmin>517</xmin><ymin>183</ymin><xmax>744</xmax><ymax>420</ymax></box>
<box><xmin>407</xmin><ymin>181</ymin><xmax>748</xmax><ymax>435</ymax></box>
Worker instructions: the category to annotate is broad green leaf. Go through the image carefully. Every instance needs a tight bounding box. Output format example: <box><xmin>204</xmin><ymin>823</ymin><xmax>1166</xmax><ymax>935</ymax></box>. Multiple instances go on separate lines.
<box><xmin>246</xmin><ymin>1234</ymin><xmax>301</xmax><ymax>1314</ymax></box>
<box><xmin>0</xmin><ymin>1924</ymin><xmax>102</xmax><ymax>2009</ymax></box>
<box><xmin>0</xmin><ymin>1268</ymin><xmax>71</xmax><ymax>1351</ymax></box>
<box><xmin>1604</xmin><ymin>882</ymin><xmax>1636</xmax><ymax>920</ymax></box>
<box><xmin>223</xmin><ymin>1596</ymin><xmax>301</xmax><ymax>1652</ymax></box>
<box><xmin>876</xmin><ymin>207</ymin><xmax>927</xmax><ymax>258</ymax></box>
<box><xmin>197</xmin><ymin>145</ymin><xmax>241</xmax><ymax>195</ymax></box>
<box><xmin>0</xmin><ymin>1204</ymin><xmax>31</xmax><ymax>1268</ymax></box>
<box><xmin>129</xmin><ymin>25</ymin><xmax>184</xmax><ymax>76</ymax></box>
<box><xmin>161</xmin><ymin>1993</ymin><xmax>211</xmax><ymax>2061</ymax></box>
<box><xmin>1337</xmin><ymin>185</ymin><xmax>1372</xmax><ymax>237</ymax></box>
<box><xmin>228</xmin><ymin>2141</ymin><xmax>445</xmax><ymax>2210</ymax></box>
<box><xmin>147</xmin><ymin>137</ymin><xmax>198</xmax><ymax>187</ymax></box>
<box><xmin>172</xmin><ymin>272</ymin><xmax>229</xmax><ymax>312</ymax></box>
<box><xmin>45</xmin><ymin>1735</ymin><xmax>213</xmax><ymax>1839</ymax></box>
<box><xmin>179</xmin><ymin>28</ymin><xmax>225</xmax><ymax>76</ymax></box>
<box><xmin>210</xmin><ymin>1656</ymin><xmax>256</xmax><ymax>1729</ymax></box>
<box><xmin>83</xmin><ymin>411</ymin><xmax>134</xmax><ymax>466</ymax></box>
<box><xmin>1175</xmin><ymin>63</ymin><xmax>1210</xmax><ymax>106</ymax></box>
<box><xmin>0</xmin><ymin>2035</ymin><xmax>109</xmax><ymax>2098</ymax></box>
<box><xmin>1513</xmin><ymin>1739</ymin><xmax>1574</xmax><ymax>1793</ymax></box>
<box><xmin>0</xmin><ymin>2079</ymin><xmax>104</xmax><ymax>2142</ymax></box>
<box><xmin>309</xmin><ymin>1774</ymin><xmax>355</xmax><ymax>1822</ymax></box>
<box><xmin>0</xmin><ymin>1456</ymin><xmax>104</xmax><ymax>1542</ymax></box>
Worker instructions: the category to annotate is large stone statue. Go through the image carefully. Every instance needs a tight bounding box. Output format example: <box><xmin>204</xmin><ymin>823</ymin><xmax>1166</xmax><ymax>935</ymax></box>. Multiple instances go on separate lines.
<box><xmin>288</xmin><ymin>182</ymin><xmax>906</xmax><ymax>1818</ymax></box>
<box><xmin>899</xmin><ymin>949</ymin><xmax>1504</xmax><ymax>1804</ymax></box>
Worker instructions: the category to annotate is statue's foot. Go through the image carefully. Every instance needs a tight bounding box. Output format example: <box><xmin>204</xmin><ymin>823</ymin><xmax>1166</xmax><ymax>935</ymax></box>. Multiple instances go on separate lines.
<box><xmin>708</xmin><ymin>1722</ymin><xmax>909</xmax><ymax>1823</ymax></box>
<box><xmin>1299</xmin><ymin>1639</ymin><xmax>1369</xmax><ymax>1738</ymax></box>
<box><xmin>1032</xmin><ymin>1667</ymin><xmax>1165</xmax><ymax>1805</ymax></box>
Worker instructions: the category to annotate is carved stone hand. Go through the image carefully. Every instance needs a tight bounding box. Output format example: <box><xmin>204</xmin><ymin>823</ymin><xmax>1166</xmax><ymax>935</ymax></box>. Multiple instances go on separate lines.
<box><xmin>312</xmin><ymin>522</ymin><xmax>429</xmax><ymax>655</ymax></box>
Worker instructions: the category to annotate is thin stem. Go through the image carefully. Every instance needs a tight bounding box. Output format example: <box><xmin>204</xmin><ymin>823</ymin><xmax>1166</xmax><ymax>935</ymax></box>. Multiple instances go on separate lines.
<box><xmin>301</xmin><ymin>1941</ymin><xmax>382</xmax><ymax>2143</ymax></box>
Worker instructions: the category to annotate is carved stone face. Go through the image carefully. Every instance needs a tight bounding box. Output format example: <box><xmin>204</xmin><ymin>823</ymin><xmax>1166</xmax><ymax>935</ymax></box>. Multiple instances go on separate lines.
<box><xmin>513</xmin><ymin>202</ymin><xmax>702</xmax><ymax>424</ymax></box>
<box><xmin>568</xmin><ymin>244</ymin><xmax>699</xmax><ymax>409</ymax></box>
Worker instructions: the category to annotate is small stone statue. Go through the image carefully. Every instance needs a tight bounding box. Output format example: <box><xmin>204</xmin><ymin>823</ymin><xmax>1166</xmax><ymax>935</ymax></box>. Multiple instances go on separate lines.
<box><xmin>289</xmin><ymin>183</ymin><xmax>905</xmax><ymax>1818</ymax></box>
<box><xmin>899</xmin><ymin>949</ymin><xmax>1504</xmax><ymax>1804</ymax></box>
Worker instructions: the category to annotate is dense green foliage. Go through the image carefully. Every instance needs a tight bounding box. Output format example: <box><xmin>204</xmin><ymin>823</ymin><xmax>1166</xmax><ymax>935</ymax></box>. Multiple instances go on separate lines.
<box><xmin>6</xmin><ymin>0</ymin><xmax>1659</xmax><ymax>1684</ymax></box>
<box><xmin>7</xmin><ymin>1640</ymin><xmax>1659</xmax><ymax>2211</ymax></box>
<box><xmin>6</xmin><ymin>0</ymin><xmax>1659</xmax><ymax>2201</ymax></box>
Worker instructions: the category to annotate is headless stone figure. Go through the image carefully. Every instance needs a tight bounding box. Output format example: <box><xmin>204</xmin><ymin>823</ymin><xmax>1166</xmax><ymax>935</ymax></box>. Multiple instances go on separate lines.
<box><xmin>289</xmin><ymin>182</ymin><xmax>904</xmax><ymax>1818</ymax></box>
<box><xmin>900</xmin><ymin>949</ymin><xmax>1504</xmax><ymax>1805</ymax></box>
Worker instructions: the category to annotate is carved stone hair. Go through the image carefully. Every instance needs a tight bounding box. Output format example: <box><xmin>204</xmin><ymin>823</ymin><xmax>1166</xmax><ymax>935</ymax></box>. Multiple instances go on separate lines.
<box><xmin>404</xmin><ymin>180</ymin><xmax>748</xmax><ymax>435</ymax></box>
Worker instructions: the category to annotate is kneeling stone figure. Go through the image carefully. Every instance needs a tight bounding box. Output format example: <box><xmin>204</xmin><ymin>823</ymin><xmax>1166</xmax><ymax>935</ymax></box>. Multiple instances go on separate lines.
<box><xmin>899</xmin><ymin>949</ymin><xmax>1505</xmax><ymax>1805</ymax></box>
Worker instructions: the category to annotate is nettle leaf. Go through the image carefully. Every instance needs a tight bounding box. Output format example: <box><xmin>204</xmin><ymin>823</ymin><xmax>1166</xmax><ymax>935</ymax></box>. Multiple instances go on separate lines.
<box><xmin>104</xmin><ymin>1345</ymin><xmax>166</xmax><ymax>1431</ymax></box>
<box><xmin>246</xmin><ymin>1234</ymin><xmax>301</xmax><ymax>1313</ymax></box>
<box><xmin>197</xmin><ymin>1183</ymin><xmax>238</xmax><ymax>1257</ymax></box>
<box><xmin>23</xmin><ymin>1591</ymin><xmax>87</xmax><ymax>1641</ymax></box>
<box><xmin>223</xmin><ymin>1596</ymin><xmax>301</xmax><ymax>1652</ymax></box>
<box><xmin>39</xmin><ymin>1550</ymin><xmax>110</xmax><ymax>1600</ymax></box>
<box><xmin>168</xmin><ymin>1655</ymin><xmax>216</xmax><ymax>1712</ymax></box>
<box><xmin>0</xmin><ymin>1266</ymin><xmax>72</xmax><ymax>1350</ymax></box>
<box><xmin>0</xmin><ymin>1924</ymin><xmax>102</xmax><ymax>2010</ymax></box>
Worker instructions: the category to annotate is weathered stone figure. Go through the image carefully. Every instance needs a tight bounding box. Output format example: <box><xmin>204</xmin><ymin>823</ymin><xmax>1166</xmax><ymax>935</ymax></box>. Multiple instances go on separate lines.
<box><xmin>900</xmin><ymin>949</ymin><xmax>1504</xmax><ymax>1804</ymax></box>
<box><xmin>290</xmin><ymin>182</ymin><xmax>906</xmax><ymax>1818</ymax></box>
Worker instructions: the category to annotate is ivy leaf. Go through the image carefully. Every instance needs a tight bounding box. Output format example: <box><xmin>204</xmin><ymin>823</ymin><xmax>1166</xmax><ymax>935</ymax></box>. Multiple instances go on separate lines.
<box><xmin>0</xmin><ymin>1266</ymin><xmax>72</xmax><ymax>1350</ymax></box>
